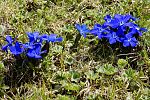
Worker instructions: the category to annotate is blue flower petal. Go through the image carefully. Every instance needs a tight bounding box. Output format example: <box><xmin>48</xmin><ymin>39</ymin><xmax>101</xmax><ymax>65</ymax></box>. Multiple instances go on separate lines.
<box><xmin>6</xmin><ymin>35</ymin><xmax>13</xmax><ymax>44</ymax></box>
<box><xmin>104</xmin><ymin>15</ymin><xmax>111</xmax><ymax>22</ymax></box>
<box><xmin>123</xmin><ymin>40</ymin><xmax>130</xmax><ymax>47</ymax></box>
<box><xmin>34</xmin><ymin>43</ymin><xmax>42</xmax><ymax>54</ymax></box>
<box><xmin>27</xmin><ymin>49</ymin><xmax>35</xmax><ymax>58</ymax></box>
<box><xmin>75</xmin><ymin>24</ymin><xmax>81</xmax><ymax>31</ymax></box>
<box><xmin>9</xmin><ymin>46</ymin><xmax>17</xmax><ymax>54</ymax></box>
<box><xmin>39</xmin><ymin>34</ymin><xmax>49</xmax><ymax>41</ymax></box>
<box><xmin>140</xmin><ymin>28</ymin><xmax>147</xmax><ymax>32</ymax></box>
<box><xmin>97</xmin><ymin>33</ymin><xmax>103</xmax><ymax>39</ymax></box>
<box><xmin>27</xmin><ymin>32</ymin><xmax>40</xmax><ymax>43</ymax></box>
<box><xmin>130</xmin><ymin>41</ymin><xmax>137</xmax><ymax>47</ymax></box>
<box><xmin>114</xmin><ymin>14</ymin><xmax>122</xmax><ymax>19</ymax></box>
<box><xmin>109</xmin><ymin>38</ymin><xmax>116</xmax><ymax>44</ymax></box>
<box><xmin>90</xmin><ymin>29</ymin><xmax>98</xmax><ymax>36</ymax></box>
<box><xmin>34</xmin><ymin>54</ymin><xmax>42</xmax><ymax>59</ymax></box>
<box><xmin>109</xmin><ymin>19</ymin><xmax>120</xmax><ymax>28</ymax></box>
<box><xmin>9</xmin><ymin>42</ymin><xmax>24</xmax><ymax>55</ymax></box>
<box><xmin>75</xmin><ymin>24</ymin><xmax>89</xmax><ymax>38</ymax></box>
<box><xmin>2</xmin><ymin>44</ymin><xmax>10</xmax><ymax>51</ymax></box>
<box><xmin>48</xmin><ymin>34</ymin><xmax>57</xmax><ymax>42</ymax></box>
<box><xmin>56</xmin><ymin>37</ymin><xmax>63</xmax><ymax>42</ymax></box>
<box><xmin>126</xmin><ymin>33</ymin><xmax>133</xmax><ymax>38</ymax></box>
<box><xmin>123</xmin><ymin>14</ymin><xmax>132</xmax><ymax>23</ymax></box>
<box><xmin>131</xmin><ymin>37</ymin><xmax>137</xmax><ymax>42</ymax></box>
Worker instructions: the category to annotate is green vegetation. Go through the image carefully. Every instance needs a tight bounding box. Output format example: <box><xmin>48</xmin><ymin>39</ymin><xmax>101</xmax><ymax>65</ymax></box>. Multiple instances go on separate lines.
<box><xmin>0</xmin><ymin>0</ymin><xmax>150</xmax><ymax>99</ymax></box>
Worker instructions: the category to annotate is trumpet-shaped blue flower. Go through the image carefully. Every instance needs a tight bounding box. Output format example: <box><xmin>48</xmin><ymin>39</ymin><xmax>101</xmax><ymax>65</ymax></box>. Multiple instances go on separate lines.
<box><xmin>75</xmin><ymin>24</ymin><xmax>89</xmax><ymax>38</ymax></box>
<box><xmin>27</xmin><ymin>32</ymin><xmax>40</xmax><ymax>43</ymax></box>
<box><xmin>23</xmin><ymin>42</ymin><xmax>35</xmax><ymax>49</ymax></box>
<box><xmin>106</xmin><ymin>32</ymin><xmax>121</xmax><ymax>44</ymax></box>
<box><xmin>2</xmin><ymin>31</ymin><xmax>63</xmax><ymax>60</ymax></box>
<box><xmin>90</xmin><ymin>24</ymin><xmax>109</xmax><ymax>39</ymax></box>
<box><xmin>9</xmin><ymin>41</ymin><xmax>24</xmax><ymax>55</ymax></box>
<box><xmin>1</xmin><ymin>35</ymin><xmax>13</xmax><ymax>52</ymax></box>
<box><xmin>48</xmin><ymin>34</ymin><xmax>63</xmax><ymax>42</ymax></box>
<box><xmin>39</xmin><ymin>34</ymin><xmax>63</xmax><ymax>43</ymax></box>
<box><xmin>75</xmin><ymin>14</ymin><xmax>147</xmax><ymax>48</ymax></box>
<box><xmin>39</xmin><ymin>34</ymin><xmax>49</xmax><ymax>42</ymax></box>
<box><xmin>104</xmin><ymin>15</ymin><xmax>112</xmax><ymax>22</ymax></box>
<box><xmin>129</xmin><ymin>25</ymin><xmax>148</xmax><ymax>36</ymax></box>
<box><xmin>104</xmin><ymin>14</ymin><xmax>136</xmax><ymax>28</ymax></box>
<box><xmin>122</xmin><ymin>33</ymin><xmax>138</xmax><ymax>47</ymax></box>
<box><xmin>27</xmin><ymin>43</ymin><xmax>46</xmax><ymax>59</ymax></box>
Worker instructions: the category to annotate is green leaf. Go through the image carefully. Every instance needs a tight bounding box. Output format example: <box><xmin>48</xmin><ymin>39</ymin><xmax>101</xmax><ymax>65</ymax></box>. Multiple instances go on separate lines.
<box><xmin>85</xmin><ymin>70</ymin><xmax>99</xmax><ymax>80</ymax></box>
<box><xmin>0</xmin><ymin>61</ymin><xmax>4</xmax><ymax>71</ymax></box>
<box><xmin>96</xmin><ymin>64</ymin><xmax>118</xmax><ymax>75</ymax></box>
<box><xmin>64</xmin><ymin>83</ymin><xmax>80</xmax><ymax>91</ymax></box>
<box><xmin>56</xmin><ymin>94</ymin><xmax>75</xmax><ymax>100</ymax></box>
<box><xmin>53</xmin><ymin>45</ymin><xmax>63</xmax><ymax>53</ymax></box>
<box><xmin>124</xmin><ymin>68</ymin><xmax>136</xmax><ymax>80</ymax></box>
<box><xmin>64</xmin><ymin>56</ymin><xmax>74</xmax><ymax>65</ymax></box>
<box><xmin>1</xmin><ymin>86</ymin><xmax>9</xmax><ymax>90</ymax></box>
<box><xmin>70</xmin><ymin>71</ymin><xmax>80</xmax><ymax>82</ymax></box>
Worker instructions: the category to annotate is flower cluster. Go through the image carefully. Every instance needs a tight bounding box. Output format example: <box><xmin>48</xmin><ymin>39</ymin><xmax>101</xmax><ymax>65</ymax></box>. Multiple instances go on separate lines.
<box><xmin>2</xmin><ymin>32</ymin><xmax>63</xmax><ymax>59</ymax></box>
<box><xmin>75</xmin><ymin>14</ymin><xmax>147</xmax><ymax>47</ymax></box>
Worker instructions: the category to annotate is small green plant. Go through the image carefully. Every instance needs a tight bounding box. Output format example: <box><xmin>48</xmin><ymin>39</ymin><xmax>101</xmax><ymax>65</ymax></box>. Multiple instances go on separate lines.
<box><xmin>117</xmin><ymin>59</ymin><xmax>128</xmax><ymax>69</ymax></box>
<box><xmin>96</xmin><ymin>64</ymin><xmax>118</xmax><ymax>75</ymax></box>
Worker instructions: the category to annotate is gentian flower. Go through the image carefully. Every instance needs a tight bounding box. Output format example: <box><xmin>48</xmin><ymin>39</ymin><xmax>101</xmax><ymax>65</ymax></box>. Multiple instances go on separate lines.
<box><xmin>74</xmin><ymin>14</ymin><xmax>147</xmax><ymax>48</ymax></box>
<box><xmin>27</xmin><ymin>32</ymin><xmax>40</xmax><ymax>43</ymax></box>
<box><xmin>104</xmin><ymin>15</ymin><xmax>112</xmax><ymax>22</ymax></box>
<box><xmin>39</xmin><ymin>34</ymin><xmax>63</xmax><ymax>43</ymax></box>
<box><xmin>27</xmin><ymin>43</ymin><xmax>46</xmax><ymax>59</ymax></box>
<box><xmin>122</xmin><ymin>33</ymin><xmax>138</xmax><ymax>47</ymax></box>
<box><xmin>9</xmin><ymin>41</ymin><xmax>24</xmax><ymax>55</ymax></box>
<box><xmin>1</xmin><ymin>35</ymin><xmax>13</xmax><ymax>52</ymax></box>
<box><xmin>90</xmin><ymin>24</ymin><xmax>109</xmax><ymax>39</ymax></box>
<box><xmin>116</xmin><ymin>26</ymin><xmax>126</xmax><ymax>37</ymax></box>
<box><xmin>2</xmin><ymin>31</ymin><xmax>63</xmax><ymax>60</ymax></box>
<box><xmin>129</xmin><ymin>25</ymin><xmax>148</xmax><ymax>36</ymax></box>
<box><xmin>25</xmin><ymin>33</ymin><xmax>63</xmax><ymax>59</ymax></box>
<box><xmin>106</xmin><ymin>32</ymin><xmax>121</xmax><ymax>44</ymax></box>
<box><xmin>39</xmin><ymin>34</ymin><xmax>49</xmax><ymax>42</ymax></box>
<box><xmin>104</xmin><ymin>14</ymin><xmax>135</xmax><ymax>28</ymax></box>
<box><xmin>75</xmin><ymin>24</ymin><xmax>89</xmax><ymax>38</ymax></box>
<box><xmin>48</xmin><ymin>34</ymin><xmax>63</xmax><ymax>42</ymax></box>
<box><xmin>23</xmin><ymin>42</ymin><xmax>35</xmax><ymax>49</ymax></box>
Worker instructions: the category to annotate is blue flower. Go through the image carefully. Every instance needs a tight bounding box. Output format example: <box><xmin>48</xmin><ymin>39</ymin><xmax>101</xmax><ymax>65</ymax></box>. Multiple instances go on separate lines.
<box><xmin>27</xmin><ymin>43</ymin><xmax>46</xmax><ymax>59</ymax></box>
<box><xmin>27</xmin><ymin>32</ymin><xmax>40</xmax><ymax>43</ymax></box>
<box><xmin>23</xmin><ymin>42</ymin><xmax>35</xmax><ymax>49</ymax></box>
<box><xmin>90</xmin><ymin>24</ymin><xmax>109</xmax><ymax>39</ymax></box>
<box><xmin>75</xmin><ymin>24</ymin><xmax>89</xmax><ymax>38</ymax></box>
<box><xmin>39</xmin><ymin>34</ymin><xmax>49</xmax><ymax>42</ymax></box>
<box><xmin>104</xmin><ymin>15</ymin><xmax>112</xmax><ymax>22</ymax></box>
<box><xmin>115</xmin><ymin>26</ymin><xmax>126</xmax><ymax>37</ymax></box>
<box><xmin>106</xmin><ymin>32</ymin><xmax>121</xmax><ymax>44</ymax></box>
<box><xmin>48</xmin><ymin>34</ymin><xmax>63</xmax><ymax>42</ymax></box>
<box><xmin>104</xmin><ymin>14</ymin><xmax>135</xmax><ymax>28</ymax></box>
<box><xmin>9</xmin><ymin>41</ymin><xmax>24</xmax><ymax>55</ymax></box>
<box><xmin>1</xmin><ymin>35</ymin><xmax>13</xmax><ymax>52</ymax></box>
<box><xmin>129</xmin><ymin>25</ymin><xmax>148</xmax><ymax>36</ymax></box>
<box><xmin>25</xmin><ymin>33</ymin><xmax>62</xmax><ymax>59</ymax></box>
<box><xmin>122</xmin><ymin>33</ymin><xmax>138</xmax><ymax>47</ymax></box>
<box><xmin>39</xmin><ymin>34</ymin><xmax>63</xmax><ymax>43</ymax></box>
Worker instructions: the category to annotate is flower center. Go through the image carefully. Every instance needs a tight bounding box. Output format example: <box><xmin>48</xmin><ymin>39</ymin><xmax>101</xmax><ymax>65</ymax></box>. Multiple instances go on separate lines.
<box><xmin>98</xmin><ymin>27</ymin><xmax>103</xmax><ymax>32</ymax></box>
<box><xmin>120</xmin><ymin>21</ymin><xmax>124</xmax><ymax>25</ymax></box>
<box><xmin>128</xmin><ymin>38</ymin><xmax>131</xmax><ymax>42</ymax></box>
